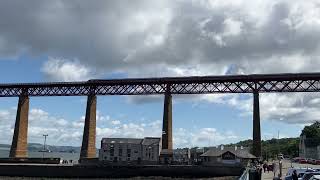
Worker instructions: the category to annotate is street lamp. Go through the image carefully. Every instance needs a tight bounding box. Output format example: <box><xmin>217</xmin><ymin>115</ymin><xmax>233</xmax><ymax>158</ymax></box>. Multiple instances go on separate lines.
<box><xmin>42</xmin><ymin>134</ymin><xmax>48</xmax><ymax>159</ymax></box>
<box><xmin>264</xmin><ymin>135</ymin><xmax>268</xmax><ymax>161</ymax></box>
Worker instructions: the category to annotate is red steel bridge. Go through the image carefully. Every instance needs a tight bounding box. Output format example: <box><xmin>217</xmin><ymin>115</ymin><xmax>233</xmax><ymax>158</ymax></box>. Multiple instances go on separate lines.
<box><xmin>2</xmin><ymin>73</ymin><xmax>320</xmax><ymax>162</ymax></box>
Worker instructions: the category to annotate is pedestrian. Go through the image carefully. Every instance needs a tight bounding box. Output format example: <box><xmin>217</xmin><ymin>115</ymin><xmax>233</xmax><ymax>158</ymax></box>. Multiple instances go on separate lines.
<box><xmin>292</xmin><ymin>170</ymin><xmax>298</xmax><ymax>180</ymax></box>
<box><xmin>263</xmin><ymin>163</ymin><xmax>267</xmax><ymax>173</ymax></box>
<box><xmin>272</xmin><ymin>160</ymin><xmax>277</xmax><ymax>178</ymax></box>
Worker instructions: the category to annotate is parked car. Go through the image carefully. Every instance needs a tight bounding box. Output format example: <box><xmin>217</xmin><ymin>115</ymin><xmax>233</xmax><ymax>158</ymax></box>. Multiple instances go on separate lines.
<box><xmin>301</xmin><ymin>172</ymin><xmax>320</xmax><ymax>180</ymax></box>
<box><xmin>300</xmin><ymin>159</ymin><xmax>308</xmax><ymax>164</ymax></box>
<box><xmin>293</xmin><ymin>157</ymin><xmax>302</xmax><ymax>162</ymax></box>
<box><xmin>315</xmin><ymin>160</ymin><xmax>320</xmax><ymax>165</ymax></box>
<box><xmin>307</xmin><ymin>159</ymin><xmax>316</xmax><ymax>165</ymax></box>
<box><xmin>310</xmin><ymin>175</ymin><xmax>320</xmax><ymax>180</ymax></box>
<box><xmin>286</xmin><ymin>168</ymin><xmax>315</xmax><ymax>180</ymax></box>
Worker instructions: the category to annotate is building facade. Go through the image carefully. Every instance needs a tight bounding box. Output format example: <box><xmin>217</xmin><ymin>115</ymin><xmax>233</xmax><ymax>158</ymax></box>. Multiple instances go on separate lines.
<box><xmin>99</xmin><ymin>137</ymin><xmax>161</xmax><ymax>164</ymax></box>
<box><xmin>141</xmin><ymin>137</ymin><xmax>162</xmax><ymax>164</ymax></box>
<box><xmin>200</xmin><ymin>146</ymin><xmax>256</xmax><ymax>166</ymax></box>
<box><xmin>190</xmin><ymin>147</ymin><xmax>205</xmax><ymax>165</ymax></box>
<box><xmin>299</xmin><ymin>135</ymin><xmax>320</xmax><ymax>159</ymax></box>
<box><xmin>173</xmin><ymin>148</ymin><xmax>191</xmax><ymax>164</ymax></box>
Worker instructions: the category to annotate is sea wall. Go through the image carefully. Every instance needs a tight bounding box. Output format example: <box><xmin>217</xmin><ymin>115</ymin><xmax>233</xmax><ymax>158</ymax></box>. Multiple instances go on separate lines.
<box><xmin>0</xmin><ymin>164</ymin><xmax>244</xmax><ymax>178</ymax></box>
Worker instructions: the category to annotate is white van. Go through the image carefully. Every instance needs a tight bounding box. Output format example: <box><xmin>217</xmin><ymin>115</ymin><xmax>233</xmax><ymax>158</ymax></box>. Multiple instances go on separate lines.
<box><xmin>278</xmin><ymin>154</ymin><xmax>284</xmax><ymax>159</ymax></box>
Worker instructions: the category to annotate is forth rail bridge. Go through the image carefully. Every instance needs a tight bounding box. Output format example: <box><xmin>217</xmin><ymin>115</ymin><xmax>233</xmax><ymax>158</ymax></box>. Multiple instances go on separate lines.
<box><xmin>2</xmin><ymin>72</ymin><xmax>320</xmax><ymax>162</ymax></box>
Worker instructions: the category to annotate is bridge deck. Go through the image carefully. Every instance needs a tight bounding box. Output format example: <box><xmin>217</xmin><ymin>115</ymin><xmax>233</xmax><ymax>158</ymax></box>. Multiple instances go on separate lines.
<box><xmin>1</xmin><ymin>73</ymin><xmax>320</xmax><ymax>97</ymax></box>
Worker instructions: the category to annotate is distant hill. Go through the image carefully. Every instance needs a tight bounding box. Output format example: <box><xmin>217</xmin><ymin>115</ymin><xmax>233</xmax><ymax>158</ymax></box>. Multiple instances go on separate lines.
<box><xmin>0</xmin><ymin>144</ymin><xmax>11</xmax><ymax>149</ymax></box>
<box><xmin>225</xmin><ymin>137</ymin><xmax>299</xmax><ymax>158</ymax></box>
<box><xmin>0</xmin><ymin>143</ymin><xmax>80</xmax><ymax>153</ymax></box>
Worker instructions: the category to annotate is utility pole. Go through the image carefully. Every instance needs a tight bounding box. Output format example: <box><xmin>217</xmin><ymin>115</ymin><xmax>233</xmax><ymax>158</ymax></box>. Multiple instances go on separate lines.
<box><xmin>277</xmin><ymin>130</ymin><xmax>280</xmax><ymax>155</ymax></box>
<box><xmin>42</xmin><ymin>134</ymin><xmax>48</xmax><ymax>159</ymax></box>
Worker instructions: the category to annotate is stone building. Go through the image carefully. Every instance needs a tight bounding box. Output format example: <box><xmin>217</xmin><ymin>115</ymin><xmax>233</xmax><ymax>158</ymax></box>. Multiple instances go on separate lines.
<box><xmin>99</xmin><ymin>137</ymin><xmax>161</xmax><ymax>164</ymax></box>
<box><xmin>190</xmin><ymin>147</ymin><xmax>205</xmax><ymax>164</ymax></box>
<box><xmin>200</xmin><ymin>146</ymin><xmax>256</xmax><ymax>166</ymax></box>
<box><xmin>299</xmin><ymin>135</ymin><xmax>320</xmax><ymax>159</ymax></box>
<box><xmin>141</xmin><ymin>137</ymin><xmax>162</xmax><ymax>164</ymax></box>
<box><xmin>173</xmin><ymin>148</ymin><xmax>191</xmax><ymax>164</ymax></box>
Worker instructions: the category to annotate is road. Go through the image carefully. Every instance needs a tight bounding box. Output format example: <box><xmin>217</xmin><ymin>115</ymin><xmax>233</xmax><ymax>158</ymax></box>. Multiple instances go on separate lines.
<box><xmin>262</xmin><ymin>159</ymin><xmax>320</xmax><ymax>179</ymax></box>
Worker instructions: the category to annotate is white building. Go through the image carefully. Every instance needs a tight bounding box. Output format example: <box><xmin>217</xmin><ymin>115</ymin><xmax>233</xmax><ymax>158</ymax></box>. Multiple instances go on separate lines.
<box><xmin>141</xmin><ymin>137</ymin><xmax>162</xmax><ymax>163</ymax></box>
<box><xmin>99</xmin><ymin>137</ymin><xmax>161</xmax><ymax>164</ymax></box>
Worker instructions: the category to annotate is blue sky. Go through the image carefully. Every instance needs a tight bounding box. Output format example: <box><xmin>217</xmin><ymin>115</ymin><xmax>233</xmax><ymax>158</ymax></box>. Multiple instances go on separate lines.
<box><xmin>0</xmin><ymin>0</ymin><xmax>319</xmax><ymax>148</ymax></box>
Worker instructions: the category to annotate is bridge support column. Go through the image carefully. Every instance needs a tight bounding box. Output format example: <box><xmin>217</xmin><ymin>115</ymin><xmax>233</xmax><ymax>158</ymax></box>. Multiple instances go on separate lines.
<box><xmin>160</xmin><ymin>91</ymin><xmax>173</xmax><ymax>164</ymax></box>
<box><xmin>80</xmin><ymin>95</ymin><xmax>96</xmax><ymax>160</ymax></box>
<box><xmin>10</xmin><ymin>95</ymin><xmax>29</xmax><ymax>158</ymax></box>
<box><xmin>252</xmin><ymin>92</ymin><xmax>261</xmax><ymax>157</ymax></box>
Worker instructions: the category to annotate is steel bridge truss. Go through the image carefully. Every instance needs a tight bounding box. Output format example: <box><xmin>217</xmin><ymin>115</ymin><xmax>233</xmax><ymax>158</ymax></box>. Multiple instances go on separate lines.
<box><xmin>1</xmin><ymin>73</ymin><xmax>320</xmax><ymax>97</ymax></box>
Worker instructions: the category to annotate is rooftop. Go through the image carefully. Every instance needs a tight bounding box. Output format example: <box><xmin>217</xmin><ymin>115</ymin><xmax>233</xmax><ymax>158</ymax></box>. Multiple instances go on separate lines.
<box><xmin>101</xmin><ymin>138</ymin><xmax>143</xmax><ymax>144</ymax></box>
<box><xmin>200</xmin><ymin>146</ymin><xmax>256</xmax><ymax>159</ymax></box>
<box><xmin>101</xmin><ymin>137</ymin><xmax>161</xmax><ymax>145</ymax></box>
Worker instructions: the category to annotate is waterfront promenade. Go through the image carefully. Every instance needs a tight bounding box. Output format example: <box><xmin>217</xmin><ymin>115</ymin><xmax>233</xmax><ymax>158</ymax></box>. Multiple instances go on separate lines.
<box><xmin>262</xmin><ymin>159</ymin><xmax>320</xmax><ymax>179</ymax></box>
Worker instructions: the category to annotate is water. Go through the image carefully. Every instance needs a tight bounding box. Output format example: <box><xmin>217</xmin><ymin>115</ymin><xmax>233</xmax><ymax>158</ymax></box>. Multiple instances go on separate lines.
<box><xmin>0</xmin><ymin>149</ymin><xmax>80</xmax><ymax>162</ymax></box>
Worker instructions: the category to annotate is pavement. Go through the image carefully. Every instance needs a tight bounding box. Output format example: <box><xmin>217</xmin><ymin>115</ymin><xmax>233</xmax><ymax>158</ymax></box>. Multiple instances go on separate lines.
<box><xmin>262</xmin><ymin>159</ymin><xmax>320</xmax><ymax>180</ymax></box>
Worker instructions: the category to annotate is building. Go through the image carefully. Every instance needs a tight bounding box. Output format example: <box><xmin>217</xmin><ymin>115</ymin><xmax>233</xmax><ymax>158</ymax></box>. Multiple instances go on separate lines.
<box><xmin>200</xmin><ymin>146</ymin><xmax>256</xmax><ymax>166</ymax></box>
<box><xmin>299</xmin><ymin>135</ymin><xmax>320</xmax><ymax>159</ymax></box>
<box><xmin>190</xmin><ymin>147</ymin><xmax>205</xmax><ymax>164</ymax></box>
<box><xmin>99</xmin><ymin>137</ymin><xmax>161</xmax><ymax>164</ymax></box>
<box><xmin>141</xmin><ymin>137</ymin><xmax>162</xmax><ymax>164</ymax></box>
<box><xmin>173</xmin><ymin>148</ymin><xmax>191</xmax><ymax>164</ymax></box>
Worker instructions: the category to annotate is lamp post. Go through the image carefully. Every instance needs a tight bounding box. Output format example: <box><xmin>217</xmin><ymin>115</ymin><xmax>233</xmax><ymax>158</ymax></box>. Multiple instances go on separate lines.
<box><xmin>42</xmin><ymin>134</ymin><xmax>48</xmax><ymax>159</ymax></box>
<box><xmin>264</xmin><ymin>136</ymin><xmax>268</xmax><ymax>162</ymax></box>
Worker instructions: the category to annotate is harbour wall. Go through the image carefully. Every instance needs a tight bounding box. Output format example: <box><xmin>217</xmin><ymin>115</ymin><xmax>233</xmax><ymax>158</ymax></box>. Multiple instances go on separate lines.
<box><xmin>0</xmin><ymin>164</ymin><xmax>244</xmax><ymax>178</ymax></box>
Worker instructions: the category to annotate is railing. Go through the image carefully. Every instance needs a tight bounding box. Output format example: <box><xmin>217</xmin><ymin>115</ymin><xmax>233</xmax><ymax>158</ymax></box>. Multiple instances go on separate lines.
<box><xmin>239</xmin><ymin>168</ymin><xmax>250</xmax><ymax>180</ymax></box>
<box><xmin>239</xmin><ymin>167</ymin><xmax>262</xmax><ymax>180</ymax></box>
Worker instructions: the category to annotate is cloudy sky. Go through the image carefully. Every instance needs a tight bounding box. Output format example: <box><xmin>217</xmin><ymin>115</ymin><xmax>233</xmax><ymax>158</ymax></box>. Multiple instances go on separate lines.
<box><xmin>1</xmin><ymin>0</ymin><xmax>320</xmax><ymax>148</ymax></box>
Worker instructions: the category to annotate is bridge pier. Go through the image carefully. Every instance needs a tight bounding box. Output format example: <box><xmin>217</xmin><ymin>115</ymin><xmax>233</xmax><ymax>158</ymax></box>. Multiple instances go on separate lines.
<box><xmin>252</xmin><ymin>92</ymin><xmax>261</xmax><ymax>157</ymax></box>
<box><xmin>80</xmin><ymin>94</ymin><xmax>97</xmax><ymax>160</ymax></box>
<box><xmin>160</xmin><ymin>89</ymin><xmax>173</xmax><ymax>164</ymax></box>
<box><xmin>10</xmin><ymin>95</ymin><xmax>29</xmax><ymax>158</ymax></box>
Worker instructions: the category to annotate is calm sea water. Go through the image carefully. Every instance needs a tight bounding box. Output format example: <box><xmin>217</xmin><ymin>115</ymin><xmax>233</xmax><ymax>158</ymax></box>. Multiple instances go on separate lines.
<box><xmin>0</xmin><ymin>149</ymin><xmax>81</xmax><ymax>162</ymax></box>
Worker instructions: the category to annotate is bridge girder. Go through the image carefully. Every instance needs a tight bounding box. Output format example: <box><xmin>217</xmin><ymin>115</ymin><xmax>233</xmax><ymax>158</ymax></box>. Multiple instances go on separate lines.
<box><xmin>1</xmin><ymin>73</ymin><xmax>320</xmax><ymax>97</ymax></box>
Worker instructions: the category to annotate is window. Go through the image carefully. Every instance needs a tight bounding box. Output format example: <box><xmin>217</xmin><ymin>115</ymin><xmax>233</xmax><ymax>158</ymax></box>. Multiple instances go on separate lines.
<box><xmin>119</xmin><ymin>149</ymin><xmax>122</xmax><ymax>156</ymax></box>
<box><xmin>110</xmin><ymin>146</ymin><xmax>114</xmax><ymax>157</ymax></box>
<box><xmin>127</xmin><ymin>149</ymin><xmax>131</xmax><ymax>157</ymax></box>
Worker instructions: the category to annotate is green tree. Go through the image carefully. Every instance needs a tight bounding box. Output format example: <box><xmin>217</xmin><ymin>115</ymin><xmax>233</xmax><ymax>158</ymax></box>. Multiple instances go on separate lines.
<box><xmin>301</xmin><ymin>121</ymin><xmax>320</xmax><ymax>138</ymax></box>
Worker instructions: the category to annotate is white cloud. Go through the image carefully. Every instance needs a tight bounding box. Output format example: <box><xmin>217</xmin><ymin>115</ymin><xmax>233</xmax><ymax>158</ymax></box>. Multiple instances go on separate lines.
<box><xmin>41</xmin><ymin>57</ymin><xmax>94</xmax><ymax>81</ymax></box>
<box><xmin>110</xmin><ymin>120</ymin><xmax>121</xmax><ymax>125</ymax></box>
<box><xmin>1</xmin><ymin>1</ymin><xmax>320</xmax><ymax>127</ymax></box>
<box><xmin>0</xmin><ymin>107</ymin><xmax>244</xmax><ymax>148</ymax></box>
<box><xmin>174</xmin><ymin>127</ymin><xmax>240</xmax><ymax>148</ymax></box>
